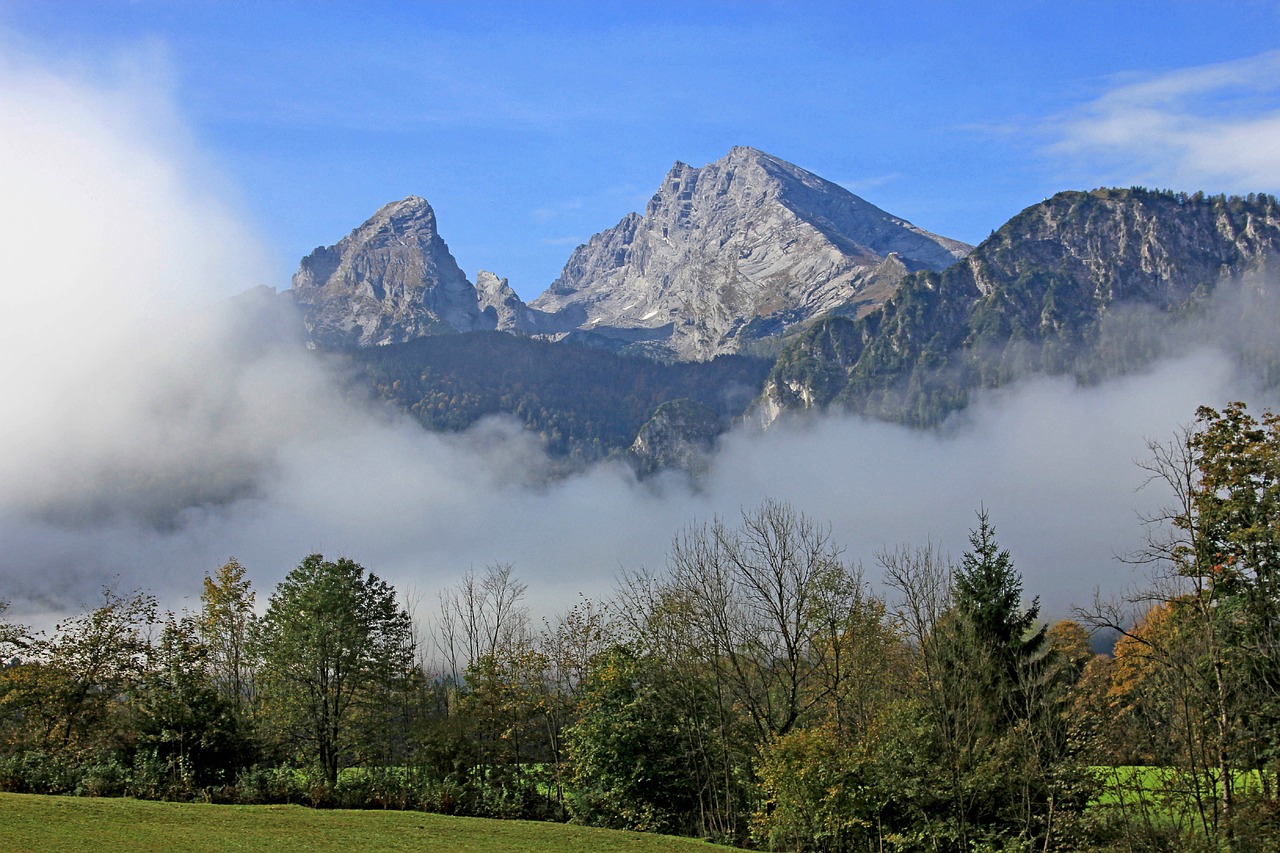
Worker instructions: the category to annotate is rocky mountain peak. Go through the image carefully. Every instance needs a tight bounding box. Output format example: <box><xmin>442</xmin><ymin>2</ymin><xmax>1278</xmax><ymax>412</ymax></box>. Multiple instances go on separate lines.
<box><xmin>529</xmin><ymin>147</ymin><xmax>970</xmax><ymax>360</ymax></box>
<box><xmin>290</xmin><ymin>196</ymin><xmax>488</xmax><ymax>348</ymax></box>
<box><xmin>475</xmin><ymin>269</ymin><xmax>543</xmax><ymax>333</ymax></box>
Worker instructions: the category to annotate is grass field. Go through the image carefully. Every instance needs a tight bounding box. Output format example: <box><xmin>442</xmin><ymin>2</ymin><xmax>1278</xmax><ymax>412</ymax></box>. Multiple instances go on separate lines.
<box><xmin>0</xmin><ymin>793</ymin><xmax>726</xmax><ymax>852</ymax></box>
<box><xmin>1092</xmin><ymin>764</ymin><xmax>1269</xmax><ymax>807</ymax></box>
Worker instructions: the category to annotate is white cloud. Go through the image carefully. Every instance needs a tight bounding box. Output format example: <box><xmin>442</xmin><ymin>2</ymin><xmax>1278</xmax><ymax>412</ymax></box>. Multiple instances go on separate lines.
<box><xmin>1047</xmin><ymin>50</ymin><xmax>1280</xmax><ymax>192</ymax></box>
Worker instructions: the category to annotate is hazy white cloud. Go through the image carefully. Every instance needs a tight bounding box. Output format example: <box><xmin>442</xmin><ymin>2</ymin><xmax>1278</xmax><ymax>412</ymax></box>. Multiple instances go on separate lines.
<box><xmin>0</xmin><ymin>44</ymin><xmax>1267</xmax><ymax>638</ymax></box>
<box><xmin>1047</xmin><ymin>50</ymin><xmax>1280</xmax><ymax>192</ymax></box>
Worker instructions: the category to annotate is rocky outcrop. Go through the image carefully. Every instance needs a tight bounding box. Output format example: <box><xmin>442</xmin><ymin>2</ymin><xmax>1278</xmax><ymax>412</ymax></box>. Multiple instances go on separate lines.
<box><xmin>474</xmin><ymin>270</ymin><xmax>526</xmax><ymax>332</ymax></box>
<box><xmin>628</xmin><ymin>399</ymin><xmax>721</xmax><ymax>477</ymax></box>
<box><xmin>474</xmin><ymin>269</ymin><xmax>563</xmax><ymax>335</ymax></box>
<box><xmin>530</xmin><ymin>147</ymin><xmax>970</xmax><ymax>360</ymax></box>
<box><xmin>290</xmin><ymin>196</ymin><xmax>490</xmax><ymax>348</ymax></box>
<box><xmin>759</xmin><ymin>188</ymin><xmax>1280</xmax><ymax>427</ymax></box>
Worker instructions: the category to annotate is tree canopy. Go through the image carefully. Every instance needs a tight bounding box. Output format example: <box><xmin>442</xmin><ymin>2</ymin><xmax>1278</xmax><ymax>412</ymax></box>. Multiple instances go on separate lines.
<box><xmin>256</xmin><ymin>554</ymin><xmax>414</xmax><ymax>787</ymax></box>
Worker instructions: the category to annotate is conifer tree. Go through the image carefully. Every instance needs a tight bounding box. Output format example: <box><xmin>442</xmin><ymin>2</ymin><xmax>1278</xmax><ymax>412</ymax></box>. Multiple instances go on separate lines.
<box><xmin>953</xmin><ymin>508</ymin><xmax>1047</xmax><ymax>723</ymax></box>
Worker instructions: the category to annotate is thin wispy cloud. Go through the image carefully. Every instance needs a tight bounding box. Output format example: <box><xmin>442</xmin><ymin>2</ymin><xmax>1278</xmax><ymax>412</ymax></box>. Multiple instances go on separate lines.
<box><xmin>837</xmin><ymin>173</ymin><xmax>901</xmax><ymax>194</ymax></box>
<box><xmin>531</xmin><ymin>198</ymin><xmax>586</xmax><ymax>223</ymax></box>
<box><xmin>1046</xmin><ymin>50</ymin><xmax>1280</xmax><ymax>192</ymax></box>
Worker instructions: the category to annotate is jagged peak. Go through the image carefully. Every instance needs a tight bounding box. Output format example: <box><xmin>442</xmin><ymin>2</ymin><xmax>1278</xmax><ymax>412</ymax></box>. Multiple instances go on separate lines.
<box><xmin>290</xmin><ymin>193</ymin><xmax>484</xmax><ymax>348</ymax></box>
<box><xmin>368</xmin><ymin>195</ymin><xmax>434</xmax><ymax>223</ymax></box>
<box><xmin>474</xmin><ymin>269</ymin><xmax>512</xmax><ymax>292</ymax></box>
<box><xmin>723</xmin><ymin>145</ymin><xmax>788</xmax><ymax>168</ymax></box>
<box><xmin>652</xmin><ymin>147</ymin><xmax>856</xmax><ymax>206</ymax></box>
<box><xmin>659</xmin><ymin>147</ymin><xmax>789</xmax><ymax>181</ymax></box>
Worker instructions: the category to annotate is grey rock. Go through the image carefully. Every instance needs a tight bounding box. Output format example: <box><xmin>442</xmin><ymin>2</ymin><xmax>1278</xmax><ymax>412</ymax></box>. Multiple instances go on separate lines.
<box><xmin>628</xmin><ymin>398</ymin><xmax>721</xmax><ymax>477</ymax></box>
<box><xmin>474</xmin><ymin>270</ymin><xmax>526</xmax><ymax>332</ymax></box>
<box><xmin>474</xmin><ymin>269</ymin><xmax>563</xmax><ymax>335</ymax></box>
<box><xmin>757</xmin><ymin>188</ymin><xmax>1280</xmax><ymax>427</ymax></box>
<box><xmin>530</xmin><ymin>147</ymin><xmax>970</xmax><ymax>360</ymax></box>
<box><xmin>290</xmin><ymin>196</ymin><xmax>491</xmax><ymax>348</ymax></box>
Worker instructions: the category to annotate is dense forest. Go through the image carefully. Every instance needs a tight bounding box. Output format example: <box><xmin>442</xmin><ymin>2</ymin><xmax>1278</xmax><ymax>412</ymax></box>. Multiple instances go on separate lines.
<box><xmin>3</xmin><ymin>402</ymin><xmax>1280</xmax><ymax>852</ymax></box>
<box><xmin>338</xmin><ymin>331</ymin><xmax>772</xmax><ymax>463</ymax></box>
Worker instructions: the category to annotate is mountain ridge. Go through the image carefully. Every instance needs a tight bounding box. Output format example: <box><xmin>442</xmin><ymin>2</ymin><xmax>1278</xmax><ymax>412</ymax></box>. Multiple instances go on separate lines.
<box><xmin>529</xmin><ymin>146</ymin><xmax>971</xmax><ymax>360</ymax></box>
<box><xmin>278</xmin><ymin>158</ymin><xmax>1280</xmax><ymax>476</ymax></box>
<box><xmin>285</xmin><ymin>147</ymin><xmax>971</xmax><ymax>361</ymax></box>
<box><xmin>759</xmin><ymin>187</ymin><xmax>1280</xmax><ymax>426</ymax></box>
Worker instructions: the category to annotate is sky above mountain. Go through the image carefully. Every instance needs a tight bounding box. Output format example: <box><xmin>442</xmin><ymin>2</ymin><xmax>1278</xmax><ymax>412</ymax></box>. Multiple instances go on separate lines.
<box><xmin>2</xmin><ymin>1</ymin><xmax>1278</xmax><ymax>300</ymax></box>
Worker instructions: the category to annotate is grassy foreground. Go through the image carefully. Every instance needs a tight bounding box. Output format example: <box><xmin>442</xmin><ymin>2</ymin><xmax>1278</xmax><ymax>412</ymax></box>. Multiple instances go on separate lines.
<box><xmin>0</xmin><ymin>793</ymin><xmax>724</xmax><ymax>852</ymax></box>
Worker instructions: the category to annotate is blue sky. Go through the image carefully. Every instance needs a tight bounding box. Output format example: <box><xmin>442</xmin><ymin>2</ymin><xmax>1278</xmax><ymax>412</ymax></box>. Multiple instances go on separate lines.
<box><xmin>3</xmin><ymin>1</ymin><xmax>1280</xmax><ymax>300</ymax></box>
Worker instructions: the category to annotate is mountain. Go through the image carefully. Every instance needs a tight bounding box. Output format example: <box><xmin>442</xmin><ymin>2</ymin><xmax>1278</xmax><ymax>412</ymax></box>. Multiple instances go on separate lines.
<box><xmin>290</xmin><ymin>196</ymin><xmax>491</xmax><ymax>347</ymax></box>
<box><xmin>288</xmin><ymin>149</ymin><xmax>970</xmax><ymax>359</ymax></box>
<box><xmin>529</xmin><ymin>146</ymin><xmax>971</xmax><ymax>361</ymax></box>
<box><xmin>759</xmin><ymin>188</ymin><xmax>1280</xmax><ymax>426</ymax></box>
<box><xmin>281</xmin><ymin>160</ymin><xmax>1280</xmax><ymax>475</ymax></box>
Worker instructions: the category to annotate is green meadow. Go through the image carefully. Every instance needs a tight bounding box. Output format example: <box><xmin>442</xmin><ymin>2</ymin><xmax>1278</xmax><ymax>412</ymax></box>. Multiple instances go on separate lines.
<box><xmin>0</xmin><ymin>793</ymin><xmax>725</xmax><ymax>853</ymax></box>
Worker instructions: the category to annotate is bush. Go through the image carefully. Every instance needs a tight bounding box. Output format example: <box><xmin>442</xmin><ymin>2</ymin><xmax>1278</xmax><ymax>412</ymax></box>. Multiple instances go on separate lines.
<box><xmin>416</xmin><ymin>775</ymin><xmax>465</xmax><ymax>815</ymax></box>
<box><xmin>126</xmin><ymin>749</ymin><xmax>196</xmax><ymax>801</ymax></box>
<box><xmin>0</xmin><ymin>750</ymin><xmax>81</xmax><ymax>795</ymax></box>
<box><xmin>752</xmin><ymin>726</ymin><xmax>876</xmax><ymax>852</ymax></box>
<box><xmin>76</xmin><ymin>756</ymin><xmax>128</xmax><ymax>798</ymax></box>
<box><xmin>233</xmin><ymin>765</ymin><xmax>311</xmax><ymax>805</ymax></box>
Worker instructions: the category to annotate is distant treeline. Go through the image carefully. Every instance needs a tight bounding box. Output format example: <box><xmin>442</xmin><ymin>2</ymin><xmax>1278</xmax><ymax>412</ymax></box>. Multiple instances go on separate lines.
<box><xmin>3</xmin><ymin>402</ymin><xmax>1280</xmax><ymax>852</ymax></box>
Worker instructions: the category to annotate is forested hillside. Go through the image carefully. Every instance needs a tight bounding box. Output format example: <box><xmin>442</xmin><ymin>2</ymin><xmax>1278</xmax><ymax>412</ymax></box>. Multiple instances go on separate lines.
<box><xmin>763</xmin><ymin>189</ymin><xmax>1280</xmax><ymax>425</ymax></box>
<box><xmin>340</xmin><ymin>331</ymin><xmax>772</xmax><ymax>462</ymax></box>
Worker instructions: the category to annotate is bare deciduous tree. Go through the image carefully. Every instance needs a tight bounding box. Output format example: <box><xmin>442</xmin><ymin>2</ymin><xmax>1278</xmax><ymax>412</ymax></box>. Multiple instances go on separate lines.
<box><xmin>433</xmin><ymin>562</ymin><xmax>530</xmax><ymax>680</ymax></box>
<box><xmin>668</xmin><ymin>498</ymin><xmax>870</xmax><ymax>740</ymax></box>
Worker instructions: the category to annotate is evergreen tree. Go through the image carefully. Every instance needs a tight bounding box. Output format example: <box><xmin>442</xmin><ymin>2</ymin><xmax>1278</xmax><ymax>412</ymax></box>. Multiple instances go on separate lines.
<box><xmin>953</xmin><ymin>508</ymin><xmax>1048</xmax><ymax>723</ymax></box>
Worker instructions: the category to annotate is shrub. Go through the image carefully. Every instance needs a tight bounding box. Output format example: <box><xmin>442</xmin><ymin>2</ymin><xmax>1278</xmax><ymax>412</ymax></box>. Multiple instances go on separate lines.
<box><xmin>0</xmin><ymin>750</ymin><xmax>81</xmax><ymax>795</ymax></box>
<box><xmin>76</xmin><ymin>756</ymin><xmax>127</xmax><ymax>798</ymax></box>
<box><xmin>233</xmin><ymin>765</ymin><xmax>310</xmax><ymax>805</ymax></box>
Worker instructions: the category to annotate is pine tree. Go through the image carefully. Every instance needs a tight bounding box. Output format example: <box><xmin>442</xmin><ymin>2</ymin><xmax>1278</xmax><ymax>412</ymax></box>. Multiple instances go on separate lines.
<box><xmin>953</xmin><ymin>508</ymin><xmax>1047</xmax><ymax>722</ymax></box>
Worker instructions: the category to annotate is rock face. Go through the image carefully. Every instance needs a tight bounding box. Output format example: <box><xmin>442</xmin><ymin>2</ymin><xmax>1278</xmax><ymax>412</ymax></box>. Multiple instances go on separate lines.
<box><xmin>291</xmin><ymin>196</ymin><xmax>489</xmax><ymax>348</ymax></box>
<box><xmin>474</xmin><ymin>270</ymin><xmax>526</xmax><ymax>332</ymax></box>
<box><xmin>474</xmin><ymin>269</ymin><xmax>561</xmax><ymax>334</ymax></box>
<box><xmin>760</xmin><ymin>188</ymin><xmax>1280</xmax><ymax>426</ymax></box>
<box><xmin>627</xmin><ymin>399</ymin><xmax>721</xmax><ymax>477</ymax></box>
<box><xmin>530</xmin><ymin>147</ymin><xmax>970</xmax><ymax>360</ymax></box>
